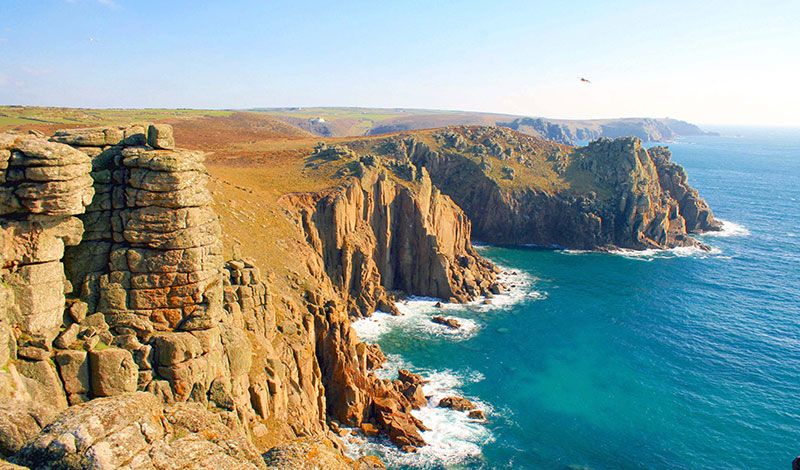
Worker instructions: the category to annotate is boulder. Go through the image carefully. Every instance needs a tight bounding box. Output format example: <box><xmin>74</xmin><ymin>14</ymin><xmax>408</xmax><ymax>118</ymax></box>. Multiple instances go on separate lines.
<box><xmin>88</xmin><ymin>348</ymin><xmax>138</xmax><ymax>397</ymax></box>
<box><xmin>53</xmin><ymin>350</ymin><xmax>90</xmax><ymax>404</ymax></box>
<box><xmin>437</xmin><ymin>395</ymin><xmax>476</xmax><ymax>411</ymax></box>
<box><xmin>147</xmin><ymin>124</ymin><xmax>175</xmax><ymax>150</ymax></box>
<box><xmin>262</xmin><ymin>437</ymin><xmax>353</xmax><ymax>469</ymax></box>
<box><xmin>15</xmin><ymin>392</ymin><xmax>164</xmax><ymax>469</ymax></box>
<box><xmin>0</xmin><ymin>400</ymin><xmax>56</xmax><ymax>457</ymax></box>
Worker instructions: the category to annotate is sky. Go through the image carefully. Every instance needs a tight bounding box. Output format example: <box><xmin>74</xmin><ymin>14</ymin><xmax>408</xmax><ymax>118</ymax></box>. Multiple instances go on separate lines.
<box><xmin>1</xmin><ymin>0</ymin><xmax>798</xmax><ymax>126</ymax></box>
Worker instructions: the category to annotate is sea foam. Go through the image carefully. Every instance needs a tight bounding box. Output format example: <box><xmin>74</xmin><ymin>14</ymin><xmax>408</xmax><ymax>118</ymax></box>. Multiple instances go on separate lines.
<box><xmin>344</xmin><ymin>356</ymin><xmax>494</xmax><ymax>468</ymax></box>
<box><xmin>351</xmin><ymin>265</ymin><xmax>543</xmax><ymax>343</ymax></box>
<box><xmin>346</xmin><ymin>266</ymin><xmax>540</xmax><ymax>466</ymax></box>
<box><xmin>702</xmin><ymin>219</ymin><xmax>750</xmax><ymax>238</ymax></box>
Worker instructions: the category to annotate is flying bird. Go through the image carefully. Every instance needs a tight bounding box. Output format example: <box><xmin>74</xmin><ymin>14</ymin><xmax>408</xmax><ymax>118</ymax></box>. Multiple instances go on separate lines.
<box><xmin>579</xmin><ymin>77</ymin><xmax>591</xmax><ymax>84</ymax></box>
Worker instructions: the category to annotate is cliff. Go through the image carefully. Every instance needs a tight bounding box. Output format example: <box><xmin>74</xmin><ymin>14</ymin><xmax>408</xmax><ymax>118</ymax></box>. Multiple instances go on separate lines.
<box><xmin>499</xmin><ymin>117</ymin><xmax>715</xmax><ymax>145</ymax></box>
<box><xmin>0</xmin><ymin>125</ymin><xmax>497</xmax><ymax>468</ymax></box>
<box><xmin>347</xmin><ymin>126</ymin><xmax>720</xmax><ymax>250</ymax></box>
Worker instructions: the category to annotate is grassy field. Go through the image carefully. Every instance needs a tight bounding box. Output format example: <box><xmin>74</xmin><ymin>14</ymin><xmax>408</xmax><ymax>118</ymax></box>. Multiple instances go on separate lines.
<box><xmin>0</xmin><ymin>106</ymin><xmax>234</xmax><ymax>131</ymax></box>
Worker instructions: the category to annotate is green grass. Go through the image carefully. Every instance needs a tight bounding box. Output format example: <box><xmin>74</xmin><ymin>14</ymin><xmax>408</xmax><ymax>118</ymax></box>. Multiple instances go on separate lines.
<box><xmin>0</xmin><ymin>106</ymin><xmax>234</xmax><ymax>129</ymax></box>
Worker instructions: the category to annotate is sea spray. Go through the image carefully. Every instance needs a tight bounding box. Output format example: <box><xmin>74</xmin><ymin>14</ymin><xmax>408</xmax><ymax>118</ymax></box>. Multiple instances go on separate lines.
<box><xmin>347</xmin><ymin>265</ymin><xmax>541</xmax><ymax>467</ymax></box>
<box><xmin>344</xmin><ymin>355</ymin><xmax>494</xmax><ymax>468</ymax></box>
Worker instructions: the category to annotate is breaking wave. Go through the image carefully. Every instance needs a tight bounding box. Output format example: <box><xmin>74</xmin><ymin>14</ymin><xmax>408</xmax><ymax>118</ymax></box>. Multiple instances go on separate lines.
<box><xmin>344</xmin><ymin>356</ymin><xmax>494</xmax><ymax>468</ymax></box>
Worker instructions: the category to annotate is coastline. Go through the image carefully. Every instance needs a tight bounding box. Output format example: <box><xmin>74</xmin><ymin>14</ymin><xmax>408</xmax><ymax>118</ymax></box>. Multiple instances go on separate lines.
<box><xmin>346</xmin><ymin>266</ymin><xmax>541</xmax><ymax>467</ymax></box>
<box><xmin>345</xmin><ymin>219</ymin><xmax>751</xmax><ymax>467</ymax></box>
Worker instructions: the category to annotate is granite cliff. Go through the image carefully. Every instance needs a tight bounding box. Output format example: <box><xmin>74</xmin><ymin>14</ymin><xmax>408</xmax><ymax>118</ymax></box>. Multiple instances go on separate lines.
<box><xmin>498</xmin><ymin>117</ymin><xmax>716</xmax><ymax>145</ymax></box>
<box><xmin>0</xmin><ymin>125</ymin><xmax>496</xmax><ymax>468</ymax></box>
<box><xmin>347</xmin><ymin>126</ymin><xmax>721</xmax><ymax>250</ymax></box>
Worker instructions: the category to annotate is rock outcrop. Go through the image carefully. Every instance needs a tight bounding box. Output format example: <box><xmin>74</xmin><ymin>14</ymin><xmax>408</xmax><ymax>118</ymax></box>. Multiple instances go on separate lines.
<box><xmin>365</xmin><ymin>127</ymin><xmax>720</xmax><ymax>250</ymax></box>
<box><xmin>0</xmin><ymin>127</ymin><xmax>344</xmax><ymax>467</ymax></box>
<box><xmin>282</xmin><ymin>159</ymin><xmax>498</xmax><ymax>449</ymax></box>
<box><xmin>14</xmin><ymin>392</ymin><xmax>266</xmax><ymax>470</ymax></box>
<box><xmin>0</xmin><ymin>124</ymin><xmax>505</xmax><ymax>467</ymax></box>
<box><xmin>648</xmin><ymin>146</ymin><xmax>721</xmax><ymax>232</ymax></box>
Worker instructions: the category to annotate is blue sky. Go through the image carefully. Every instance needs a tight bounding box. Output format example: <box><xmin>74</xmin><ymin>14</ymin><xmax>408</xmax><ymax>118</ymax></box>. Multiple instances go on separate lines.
<box><xmin>1</xmin><ymin>0</ymin><xmax>798</xmax><ymax>125</ymax></box>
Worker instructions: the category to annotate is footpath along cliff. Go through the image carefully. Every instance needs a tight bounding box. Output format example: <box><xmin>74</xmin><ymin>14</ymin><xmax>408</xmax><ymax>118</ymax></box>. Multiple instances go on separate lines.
<box><xmin>0</xmin><ymin>125</ymin><xmax>497</xmax><ymax>469</ymax></box>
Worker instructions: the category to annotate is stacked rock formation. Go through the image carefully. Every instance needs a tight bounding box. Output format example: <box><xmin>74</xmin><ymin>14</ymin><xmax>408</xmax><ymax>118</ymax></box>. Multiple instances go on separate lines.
<box><xmin>0</xmin><ymin>133</ymin><xmax>94</xmax><ymax>459</ymax></box>
<box><xmin>0</xmin><ymin>133</ymin><xmax>93</xmax><ymax>350</ymax></box>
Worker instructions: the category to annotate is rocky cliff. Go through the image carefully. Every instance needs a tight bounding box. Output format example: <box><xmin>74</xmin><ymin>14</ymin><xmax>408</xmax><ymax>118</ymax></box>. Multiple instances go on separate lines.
<box><xmin>0</xmin><ymin>125</ymin><xmax>498</xmax><ymax>468</ymax></box>
<box><xmin>499</xmin><ymin>117</ymin><xmax>715</xmax><ymax>145</ymax></box>
<box><xmin>352</xmin><ymin>126</ymin><xmax>720</xmax><ymax>250</ymax></box>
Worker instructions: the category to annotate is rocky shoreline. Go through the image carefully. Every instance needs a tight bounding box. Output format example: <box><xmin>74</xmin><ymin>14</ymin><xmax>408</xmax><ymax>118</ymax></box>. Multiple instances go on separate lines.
<box><xmin>0</xmin><ymin>123</ymin><xmax>720</xmax><ymax>468</ymax></box>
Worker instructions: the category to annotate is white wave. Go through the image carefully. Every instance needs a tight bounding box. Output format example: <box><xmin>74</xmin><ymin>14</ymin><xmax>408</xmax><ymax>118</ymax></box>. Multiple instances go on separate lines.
<box><xmin>701</xmin><ymin>219</ymin><xmax>750</xmax><ymax>238</ymax></box>
<box><xmin>468</xmin><ymin>266</ymin><xmax>544</xmax><ymax>311</ymax></box>
<box><xmin>373</xmin><ymin>353</ymin><xmax>413</xmax><ymax>380</ymax></box>
<box><xmin>560</xmin><ymin>244</ymin><xmax>724</xmax><ymax>261</ymax></box>
<box><xmin>344</xmin><ymin>365</ymin><xmax>493</xmax><ymax>469</ymax></box>
<box><xmin>562</xmin><ymin>249</ymin><xmax>591</xmax><ymax>255</ymax></box>
<box><xmin>608</xmin><ymin>245</ymin><xmax>722</xmax><ymax>261</ymax></box>
<box><xmin>351</xmin><ymin>266</ymin><xmax>543</xmax><ymax>343</ymax></box>
<box><xmin>351</xmin><ymin>301</ymin><xmax>481</xmax><ymax>343</ymax></box>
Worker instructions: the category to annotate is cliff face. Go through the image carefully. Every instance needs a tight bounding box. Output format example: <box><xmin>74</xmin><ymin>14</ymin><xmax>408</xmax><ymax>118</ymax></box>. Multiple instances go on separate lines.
<box><xmin>360</xmin><ymin>126</ymin><xmax>720</xmax><ymax>250</ymax></box>
<box><xmin>0</xmin><ymin>124</ymin><xmax>498</xmax><ymax>467</ymax></box>
<box><xmin>285</xmin><ymin>166</ymin><xmax>498</xmax><ymax>314</ymax></box>
<box><xmin>281</xmin><ymin>159</ymin><xmax>497</xmax><ymax>448</ymax></box>
<box><xmin>499</xmin><ymin>117</ymin><xmax>714</xmax><ymax>145</ymax></box>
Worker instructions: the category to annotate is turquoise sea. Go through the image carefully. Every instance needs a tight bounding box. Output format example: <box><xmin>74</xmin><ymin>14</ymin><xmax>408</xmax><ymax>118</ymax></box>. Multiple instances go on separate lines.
<box><xmin>349</xmin><ymin>127</ymin><xmax>800</xmax><ymax>469</ymax></box>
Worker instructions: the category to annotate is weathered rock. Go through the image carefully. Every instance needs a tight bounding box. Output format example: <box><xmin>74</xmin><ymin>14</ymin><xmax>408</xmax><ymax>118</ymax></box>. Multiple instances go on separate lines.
<box><xmin>468</xmin><ymin>409</ymin><xmax>487</xmax><ymax>420</ymax></box>
<box><xmin>147</xmin><ymin>124</ymin><xmax>175</xmax><ymax>150</ymax></box>
<box><xmin>438</xmin><ymin>395</ymin><xmax>476</xmax><ymax>411</ymax></box>
<box><xmin>54</xmin><ymin>350</ymin><xmax>91</xmax><ymax>405</ymax></box>
<box><xmin>262</xmin><ymin>437</ymin><xmax>354</xmax><ymax>469</ymax></box>
<box><xmin>16</xmin><ymin>392</ymin><xmax>164</xmax><ymax>469</ymax></box>
<box><xmin>88</xmin><ymin>347</ymin><xmax>138</xmax><ymax>396</ymax></box>
<box><xmin>53</xmin><ymin>323</ymin><xmax>81</xmax><ymax>349</ymax></box>
<box><xmin>13</xmin><ymin>392</ymin><xmax>262</xmax><ymax>470</ymax></box>
<box><xmin>0</xmin><ymin>458</ymin><xmax>27</xmax><ymax>469</ymax></box>
<box><xmin>16</xmin><ymin>347</ymin><xmax>49</xmax><ymax>362</ymax></box>
<box><xmin>15</xmin><ymin>360</ymin><xmax>68</xmax><ymax>411</ymax></box>
<box><xmin>0</xmin><ymin>400</ymin><xmax>56</xmax><ymax>457</ymax></box>
<box><xmin>353</xmin><ymin>455</ymin><xmax>387</xmax><ymax>469</ymax></box>
<box><xmin>392</xmin><ymin>127</ymin><xmax>722</xmax><ymax>250</ymax></box>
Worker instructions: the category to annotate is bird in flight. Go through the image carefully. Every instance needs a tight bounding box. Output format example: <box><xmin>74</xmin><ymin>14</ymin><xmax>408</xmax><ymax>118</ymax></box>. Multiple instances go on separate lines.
<box><xmin>579</xmin><ymin>77</ymin><xmax>591</xmax><ymax>84</ymax></box>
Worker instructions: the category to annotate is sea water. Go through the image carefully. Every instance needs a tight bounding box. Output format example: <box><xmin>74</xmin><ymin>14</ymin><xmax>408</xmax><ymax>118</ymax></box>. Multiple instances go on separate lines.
<box><xmin>349</xmin><ymin>127</ymin><xmax>800</xmax><ymax>469</ymax></box>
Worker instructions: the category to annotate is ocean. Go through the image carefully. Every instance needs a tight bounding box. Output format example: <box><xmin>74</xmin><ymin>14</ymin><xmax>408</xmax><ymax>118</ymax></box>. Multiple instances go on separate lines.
<box><xmin>349</xmin><ymin>127</ymin><xmax>800</xmax><ymax>469</ymax></box>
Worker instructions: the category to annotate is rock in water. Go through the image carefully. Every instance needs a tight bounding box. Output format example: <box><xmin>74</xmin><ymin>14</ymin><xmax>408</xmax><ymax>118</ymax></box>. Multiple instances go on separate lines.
<box><xmin>438</xmin><ymin>395</ymin><xmax>476</xmax><ymax>411</ymax></box>
<box><xmin>431</xmin><ymin>315</ymin><xmax>461</xmax><ymax>329</ymax></box>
